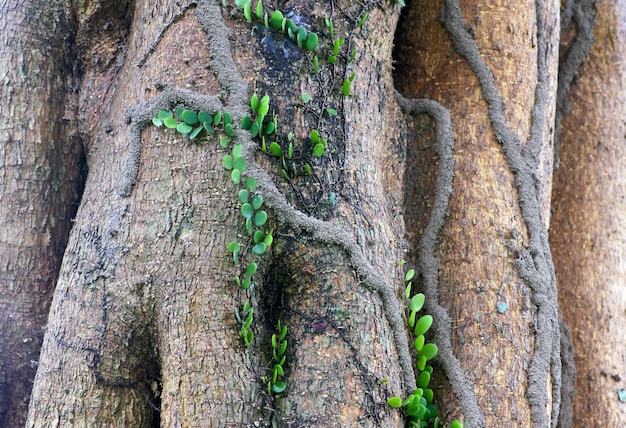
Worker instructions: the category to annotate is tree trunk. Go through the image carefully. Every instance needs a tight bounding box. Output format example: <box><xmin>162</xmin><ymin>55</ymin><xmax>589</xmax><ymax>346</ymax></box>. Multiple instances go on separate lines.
<box><xmin>550</xmin><ymin>0</ymin><xmax>626</xmax><ymax>425</ymax></box>
<box><xmin>394</xmin><ymin>0</ymin><xmax>561</xmax><ymax>426</ymax></box>
<box><xmin>0</xmin><ymin>0</ymin><xmax>621</xmax><ymax>427</ymax></box>
<box><xmin>0</xmin><ymin>1</ymin><xmax>83</xmax><ymax>425</ymax></box>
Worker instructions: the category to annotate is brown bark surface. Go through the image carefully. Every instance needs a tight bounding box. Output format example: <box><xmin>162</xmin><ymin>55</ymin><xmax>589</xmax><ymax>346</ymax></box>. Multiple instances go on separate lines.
<box><xmin>0</xmin><ymin>1</ymin><xmax>84</xmax><ymax>425</ymax></box>
<box><xmin>395</xmin><ymin>0</ymin><xmax>560</xmax><ymax>425</ymax></box>
<box><xmin>551</xmin><ymin>0</ymin><xmax>626</xmax><ymax>425</ymax></box>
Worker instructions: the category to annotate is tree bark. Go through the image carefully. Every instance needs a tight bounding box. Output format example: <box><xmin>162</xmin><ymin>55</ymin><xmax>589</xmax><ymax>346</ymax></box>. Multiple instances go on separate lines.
<box><xmin>395</xmin><ymin>0</ymin><xmax>561</xmax><ymax>426</ymax></box>
<box><xmin>0</xmin><ymin>0</ymin><xmax>83</xmax><ymax>425</ymax></box>
<box><xmin>551</xmin><ymin>0</ymin><xmax>626</xmax><ymax>425</ymax></box>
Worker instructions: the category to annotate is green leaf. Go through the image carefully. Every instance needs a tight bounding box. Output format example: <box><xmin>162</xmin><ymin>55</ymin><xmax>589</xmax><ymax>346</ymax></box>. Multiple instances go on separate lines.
<box><xmin>450</xmin><ymin>421</ymin><xmax>463</xmax><ymax>428</ymax></box>
<box><xmin>231</xmin><ymin>144</ymin><xmax>243</xmax><ymax>158</ymax></box>
<box><xmin>245</xmin><ymin>177</ymin><xmax>257</xmax><ymax>191</ymax></box>
<box><xmin>301</xmin><ymin>92</ymin><xmax>311</xmax><ymax>103</ymax></box>
<box><xmin>204</xmin><ymin>122</ymin><xmax>214</xmax><ymax>134</ymax></box>
<box><xmin>414</xmin><ymin>315</ymin><xmax>433</xmax><ymax>336</ymax></box>
<box><xmin>243</xmin><ymin>2</ymin><xmax>252</xmax><ymax>21</ymax></box>
<box><xmin>414</xmin><ymin>334</ymin><xmax>425</xmax><ymax>352</ymax></box>
<box><xmin>235</xmin><ymin>0</ymin><xmax>249</xmax><ymax>7</ymax></box>
<box><xmin>349</xmin><ymin>47</ymin><xmax>357</xmax><ymax>63</ymax></box>
<box><xmin>304</xmin><ymin>32</ymin><xmax>318</xmax><ymax>51</ymax></box>
<box><xmin>164</xmin><ymin>117</ymin><xmax>178</xmax><ymax>128</ymax></box>
<box><xmin>313</xmin><ymin>55</ymin><xmax>319</xmax><ymax>73</ymax></box>
<box><xmin>296</xmin><ymin>27</ymin><xmax>307</xmax><ymax>48</ymax></box>
<box><xmin>181</xmin><ymin>110</ymin><xmax>198</xmax><ymax>125</ymax></box>
<box><xmin>269</xmin><ymin>142</ymin><xmax>283</xmax><ymax>157</ymax></box>
<box><xmin>250</xmin><ymin>121</ymin><xmax>259</xmax><ymax>138</ymax></box>
<box><xmin>238</xmin><ymin>189</ymin><xmax>250</xmax><ymax>203</ymax></box>
<box><xmin>405</xmin><ymin>269</ymin><xmax>415</xmax><ymax>281</ymax></box>
<box><xmin>250</xmin><ymin>93</ymin><xmax>259</xmax><ymax>111</ymax></box>
<box><xmin>417</xmin><ymin>355</ymin><xmax>427</xmax><ymax>371</ymax></box>
<box><xmin>257</xmin><ymin>100</ymin><xmax>269</xmax><ymax>117</ymax></box>
<box><xmin>152</xmin><ymin>117</ymin><xmax>163</xmax><ymax>127</ymax></box>
<box><xmin>255</xmin><ymin>0</ymin><xmax>263</xmax><ymax>19</ymax></box>
<box><xmin>408</xmin><ymin>309</ymin><xmax>417</xmax><ymax>329</ymax></box>
<box><xmin>252</xmin><ymin>242</ymin><xmax>267</xmax><ymax>255</ymax></box>
<box><xmin>158</xmin><ymin>109</ymin><xmax>173</xmax><ymax>119</ymax></box>
<box><xmin>254</xmin><ymin>210</ymin><xmax>268</xmax><ymax>226</ymax></box>
<box><xmin>357</xmin><ymin>12</ymin><xmax>368</xmax><ymax>28</ymax></box>
<box><xmin>175</xmin><ymin>107</ymin><xmax>185</xmax><ymax>119</ymax></box>
<box><xmin>251</xmin><ymin>194</ymin><xmax>263</xmax><ymax>210</ymax></box>
<box><xmin>246</xmin><ymin>262</ymin><xmax>258</xmax><ymax>276</ymax></box>
<box><xmin>387</xmin><ymin>397</ymin><xmax>403</xmax><ymax>408</ymax></box>
<box><xmin>241</xmin><ymin>115</ymin><xmax>252</xmax><ymax>130</ymax></box>
<box><xmin>219</xmin><ymin>136</ymin><xmax>229</xmax><ymax>148</ymax></box>
<box><xmin>313</xmin><ymin>143</ymin><xmax>325</xmax><ymax>157</ymax></box>
<box><xmin>310</xmin><ymin>129</ymin><xmax>321</xmax><ymax>144</ymax></box>
<box><xmin>246</xmin><ymin>217</ymin><xmax>253</xmax><ymax>235</ymax></box>
<box><xmin>271</xmin><ymin>333</ymin><xmax>278</xmax><ymax>349</ymax></box>
<box><xmin>304</xmin><ymin>164</ymin><xmax>312</xmax><ymax>174</ymax></box>
<box><xmin>279</xmin><ymin>324</ymin><xmax>287</xmax><ymax>340</ymax></box>
<box><xmin>263</xmin><ymin>121</ymin><xmax>275</xmax><ymax>135</ymax></box>
<box><xmin>409</xmin><ymin>293</ymin><xmax>425</xmax><ymax>312</ymax></box>
<box><xmin>333</xmin><ymin>38</ymin><xmax>344</xmax><ymax>56</ymax></box>
<box><xmin>341</xmin><ymin>79</ymin><xmax>351</xmax><ymax>96</ymax></box>
<box><xmin>397</xmin><ymin>0</ymin><xmax>406</xmax><ymax>5</ymax></box>
<box><xmin>285</xmin><ymin>19</ymin><xmax>297</xmax><ymax>40</ymax></box>
<box><xmin>423</xmin><ymin>388</ymin><xmax>434</xmax><ymax>404</ymax></box>
<box><xmin>233</xmin><ymin>156</ymin><xmax>246</xmax><ymax>171</ymax></box>
<box><xmin>272</xmin><ymin>381</ymin><xmax>286</xmax><ymax>393</ymax></box>
<box><xmin>253</xmin><ymin>230</ymin><xmax>265</xmax><ymax>243</ymax></box>
<box><xmin>418</xmin><ymin>371</ymin><xmax>431</xmax><ymax>388</ymax></box>
<box><xmin>288</xmin><ymin>141</ymin><xmax>293</xmax><ymax>159</ymax></box>
<box><xmin>326</xmin><ymin>108</ymin><xmax>338</xmax><ymax>116</ymax></box>
<box><xmin>190</xmin><ymin>126</ymin><xmax>203</xmax><ymax>139</ymax></box>
<box><xmin>420</xmin><ymin>343</ymin><xmax>438</xmax><ymax>361</ymax></box>
<box><xmin>198</xmin><ymin>110</ymin><xmax>212</xmax><ymax>125</ymax></box>
<box><xmin>269</xmin><ymin>10</ymin><xmax>283</xmax><ymax>30</ymax></box>
<box><xmin>241</xmin><ymin>203</ymin><xmax>254</xmax><ymax>219</ymax></box>
<box><xmin>213</xmin><ymin>111</ymin><xmax>222</xmax><ymax>126</ymax></box>
<box><xmin>264</xmin><ymin>231</ymin><xmax>273</xmax><ymax>246</ymax></box>
<box><xmin>405</xmin><ymin>282</ymin><xmax>412</xmax><ymax>299</ymax></box>
<box><xmin>231</xmin><ymin>169</ymin><xmax>241</xmax><ymax>184</ymax></box>
<box><xmin>279</xmin><ymin>339</ymin><xmax>287</xmax><ymax>355</ymax></box>
<box><xmin>177</xmin><ymin>122</ymin><xmax>192</xmax><ymax>134</ymax></box>
<box><xmin>222</xmin><ymin>155</ymin><xmax>233</xmax><ymax>170</ymax></box>
<box><xmin>225</xmin><ymin>123</ymin><xmax>235</xmax><ymax>137</ymax></box>
<box><xmin>227</xmin><ymin>241</ymin><xmax>240</xmax><ymax>253</ymax></box>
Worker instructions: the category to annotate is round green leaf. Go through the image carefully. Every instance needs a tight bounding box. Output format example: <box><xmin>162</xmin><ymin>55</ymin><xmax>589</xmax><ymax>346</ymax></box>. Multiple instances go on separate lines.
<box><xmin>263</xmin><ymin>121</ymin><xmax>275</xmax><ymax>135</ymax></box>
<box><xmin>198</xmin><ymin>110</ymin><xmax>212</xmax><ymax>125</ymax></box>
<box><xmin>258</xmin><ymin>100</ymin><xmax>269</xmax><ymax>118</ymax></box>
<box><xmin>203</xmin><ymin>122</ymin><xmax>214</xmax><ymax>134</ymax></box>
<box><xmin>254</xmin><ymin>210</ymin><xmax>267</xmax><ymax>227</ymax></box>
<box><xmin>232</xmin><ymin>144</ymin><xmax>243</xmax><ymax>158</ymax></box>
<box><xmin>181</xmin><ymin>110</ymin><xmax>198</xmax><ymax>125</ymax></box>
<box><xmin>304</xmin><ymin>32</ymin><xmax>318</xmax><ymax>51</ymax></box>
<box><xmin>246</xmin><ymin>262</ymin><xmax>258</xmax><ymax>276</ymax></box>
<box><xmin>296</xmin><ymin>27</ymin><xmax>307</xmax><ymax>47</ymax></box>
<box><xmin>225</xmin><ymin>123</ymin><xmax>235</xmax><ymax>137</ymax></box>
<box><xmin>245</xmin><ymin>177</ymin><xmax>256</xmax><ymax>191</ymax></box>
<box><xmin>419</xmin><ymin>343</ymin><xmax>438</xmax><ymax>361</ymax></box>
<box><xmin>417</xmin><ymin>355</ymin><xmax>427</xmax><ymax>371</ymax></box>
<box><xmin>301</xmin><ymin>92</ymin><xmax>311</xmax><ymax>103</ymax></box>
<box><xmin>233</xmin><ymin>156</ymin><xmax>247</xmax><ymax>171</ymax></box>
<box><xmin>270</xmin><ymin>10</ymin><xmax>283</xmax><ymax>30</ymax></box>
<box><xmin>387</xmin><ymin>397</ymin><xmax>403</xmax><ymax>408</ymax></box>
<box><xmin>418</xmin><ymin>371</ymin><xmax>431</xmax><ymax>389</ymax></box>
<box><xmin>223</xmin><ymin>112</ymin><xmax>232</xmax><ymax>126</ymax></box>
<box><xmin>409</xmin><ymin>293</ymin><xmax>425</xmax><ymax>312</ymax></box>
<box><xmin>177</xmin><ymin>122</ymin><xmax>192</xmax><ymax>134</ymax></box>
<box><xmin>213</xmin><ymin>111</ymin><xmax>222</xmax><ymax>126</ymax></box>
<box><xmin>158</xmin><ymin>109</ymin><xmax>173</xmax><ymax>119</ymax></box>
<box><xmin>263</xmin><ymin>232</ymin><xmax>273</xmax><ymax>247</ymax></box>
<box><xmin>272</xmin><ymin>381</ymin><xmax>286</xmax><ymax>394</ymax></box>
<box><xmin>227</xmin><ymin>241</ymin><xmax>240</xmax><ymax>252</ymax></box>
<box><xmin>269</xmin><ymin>142</ymin><xmax>283</xmax><ymax>157</ymax></box>
<box><xmin>250</xmin><ymin>121</ymin><xmax>259</xmax><ymax>138</ymax></box>
<box><xmin>241</xmin><ymin>115</ymin><xmax>252</xmax><ymax>130</ymax></box>
<box><xmin>241</xmin><ymin>203</ymin><xmax>254</xmax><ymax>219</ymax></box>
<box><xmin>238</xmin><ymin>189</ymin><xmax>250</xmax><ymax>204</ymax></box>
<box><xmin>310</xmin><ymin>129</ymin><xmax>321</xmax><ymax>144</ymax></box>
<box><xmin>164</xmin><ymin>117</ymin><xmax>178</xmax><ymax>128</ymax></box>
<box><xmin>405</xmin><ymin>269</ymin><xmax>415</xmax><ymax>281</ymax></box>
<box><xmin>222</xmin><ymin>155</ymin><xmax>233</xmax><ymax>170</ymax></box>
<box><xmin>231</xmin><ymin>169</ymin><xmax>241</xmax><ymax>184</ymax></box>
<box><xmin>414</xmin><ymin>315</ymin><xmax>433</xmax><ymax>336</ymax></box>
<box><xmin>414</xmin><ymin>334</ymin><xmax>425</xmax><ymax>352</ymax></box>
<box><xmin>423</xmin><ymin>388</ymin><xmax>434</xmax><ymax>404</ymax></box>
<box><xmin>219</xmin><ymin>136</ymin><xmax>229</xmax><ymax>147</ymax></box>
<box><xmin>251</xmin><ymin>194</ymin><xmax>263</xmax><ymax>210</ymax></box>
<box><xmin>253</xmin><ymin>230</ymin><xmax>265</xmax><ymax>243</ymax></box>
<box><xmin>450</xmin><ymin>421</ymin><xmax>463</xmax><ymax>428</ymax></box>
<box><xmin>152</xmin><ymin>117</ymin><xmax>163</xmax><ymax>127</ymax></box>
<box><xmin>252</xmin><ymin>242</ymin><xmax>267</xmax><ymax>255</ymax></box>
<box><xmin>313</xmin><ymin>143</ymin><xmax>325</xmax><ymax>157</ymax></box>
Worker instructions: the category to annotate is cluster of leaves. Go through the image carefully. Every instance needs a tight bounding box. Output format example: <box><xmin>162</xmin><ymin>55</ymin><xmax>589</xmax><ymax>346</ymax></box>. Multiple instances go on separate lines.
<box><xmin>152</xmin><ymin>108</ymin><xmax>235</xmax><ymax>141</ymax></box>
<box><xmin>387</xmin><ymin>269</ymin><xmax>463</xmax><ymax>428</ymax></box>
<box><xmin>264</xmin><ymin>320</ymin><xmax>288</xmax><ymax>394</ymax></box>
<box><xmin>233</xmin><ymin>0</ymin><xmax>318</xmax><ymax>52</ymax></box>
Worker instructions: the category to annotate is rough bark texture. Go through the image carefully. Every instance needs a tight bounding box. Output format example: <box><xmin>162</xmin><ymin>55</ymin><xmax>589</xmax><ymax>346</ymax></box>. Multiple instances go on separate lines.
<box><xmin>0</xmin><ymin>1</ymin><xmax>83</xmax><ymax>425</ymax></box>
<box><xmin>27</xmin><ymin>0</ymin><xmax>409</xmax><ymax>426</ymax></box>
<box><xmin>395</xmin><ymin>0</ymin><xmax>561</xmax><ymax>426</ymax></box>
<box><xmin>551</xmin><ymin>0</ymin><xmax>626</xmax><ymax>425</ymax></box>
